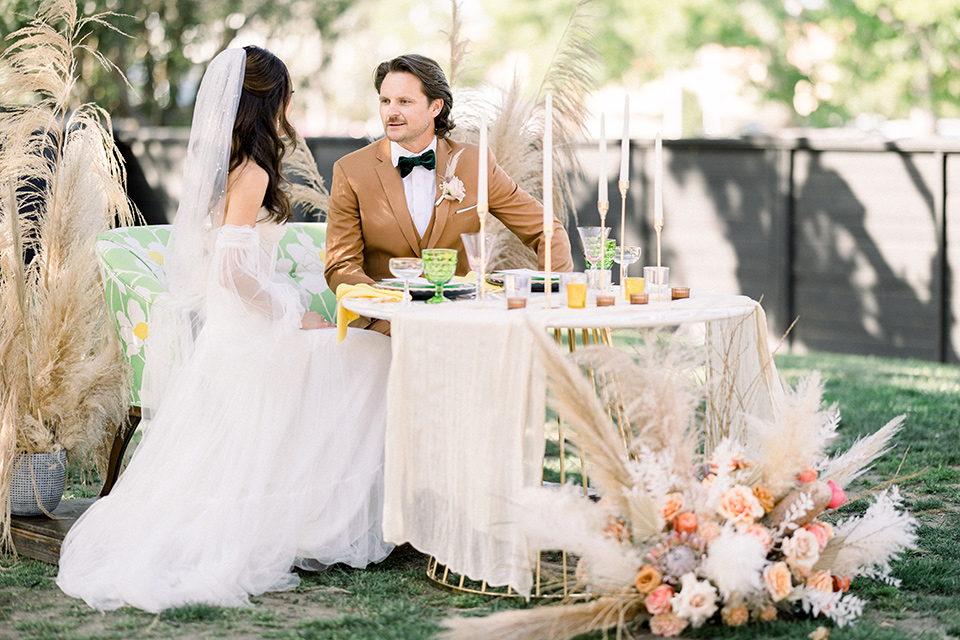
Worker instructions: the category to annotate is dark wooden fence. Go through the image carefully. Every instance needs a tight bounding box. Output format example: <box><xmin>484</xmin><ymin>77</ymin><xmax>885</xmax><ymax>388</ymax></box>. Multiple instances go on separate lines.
<box><xmin>118</xmin><ymin>130</ymin><xmax>960</xmax><ymax>363</ymax></box>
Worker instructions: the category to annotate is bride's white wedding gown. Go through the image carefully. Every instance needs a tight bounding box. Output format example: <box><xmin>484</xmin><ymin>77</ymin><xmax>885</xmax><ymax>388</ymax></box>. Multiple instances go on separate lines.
<box><xmin>57</xmin><ymin>219</ymin><xmax>393</xmax><ymax>612</ymax></box>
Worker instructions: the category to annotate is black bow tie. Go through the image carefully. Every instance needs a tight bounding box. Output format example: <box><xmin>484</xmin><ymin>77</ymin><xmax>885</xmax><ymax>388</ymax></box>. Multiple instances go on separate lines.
<box><xmin>397</xmin><ymin>149</ymin><xmax>436</xmax><ymax>178</ymax></box>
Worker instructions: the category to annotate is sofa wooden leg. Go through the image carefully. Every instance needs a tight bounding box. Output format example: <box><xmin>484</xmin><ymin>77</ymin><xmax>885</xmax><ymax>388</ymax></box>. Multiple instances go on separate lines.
<box><xmin>99</xmin><ymin>407</ymin><xmax>141</xmax><ymax>498</ymax></box>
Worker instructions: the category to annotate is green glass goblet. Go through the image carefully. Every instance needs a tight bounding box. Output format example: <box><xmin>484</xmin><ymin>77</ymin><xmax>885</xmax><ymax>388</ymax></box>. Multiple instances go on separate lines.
<box><xmin>422</xmin><ymin>248</ymin><xmax>459</xmax><ymax>304</ymax></box>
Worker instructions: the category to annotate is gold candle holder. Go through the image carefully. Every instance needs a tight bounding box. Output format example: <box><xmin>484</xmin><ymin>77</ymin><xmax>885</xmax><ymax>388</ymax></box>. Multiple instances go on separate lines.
<box><xmin>618</xmin><ymin>180</ymin><xmax>629</xmax><ymax>298</ymax></box>
<box><xmin>478</xmin><ymin>205</ymin><xmax>489</xmax><ymax>307</ymax></box>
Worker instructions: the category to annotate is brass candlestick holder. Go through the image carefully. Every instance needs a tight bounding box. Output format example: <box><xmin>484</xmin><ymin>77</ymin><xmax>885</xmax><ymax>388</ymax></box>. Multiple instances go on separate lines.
<box><xmin>618</xmin><ymin>180</ymin><xmax>628</xmax><ymax>298</ymax></box>
<box><xmin>597</xmin><ymin>200</ymin><xmax>609</xmax><ymax>297</ymax></box>
<box><xmin>478</xmin><ymin>206</ymin><xmax>488</xmax><ymax>307</ymax></box>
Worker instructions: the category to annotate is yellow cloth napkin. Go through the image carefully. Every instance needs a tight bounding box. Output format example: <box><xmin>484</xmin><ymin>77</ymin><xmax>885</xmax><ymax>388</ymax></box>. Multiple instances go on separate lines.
<box><xmin>459</xmin><ymin>271</ymin><xmax>502</xmax><ymax>292</ymax></box>
<box><xmin>335</xmin><ymin>283</ymin><xmax>403</xmax><ymax>343</ymax></box>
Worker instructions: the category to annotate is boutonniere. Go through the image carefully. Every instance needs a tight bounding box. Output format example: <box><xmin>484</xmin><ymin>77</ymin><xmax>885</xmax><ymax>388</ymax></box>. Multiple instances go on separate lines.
<box><xmin>435</xmin><ymin>148</ymin><xmax>467</xmax><ymax>206</ymax></box>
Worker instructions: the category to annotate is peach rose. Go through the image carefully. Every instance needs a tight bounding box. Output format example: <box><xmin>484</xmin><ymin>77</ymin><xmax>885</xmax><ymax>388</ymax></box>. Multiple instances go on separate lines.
<box><xmin>634</xmin><ymin>565</ymin><xmax>663</xmax><ymax>594</ymax></box>
<box><xmin>752</xmin><ymin>484</ymin><xmax>774</xmax><ymax>513</ymax></box>
<box><xmin>649</xmin><ymin>611</ymin><xmax>688</xmax><ymax>637</ymax></box>
<box><xmin>658</xmin><ymin>492</ymin><xmax>685</xmax><ymax>522</ymax></box>
<box><xmin>805</xmin><ymin>522</ymin><xmax>834</xmax><ymax>551</ymax></box>
<box><xmin>782</xmin><ymin>528</ymin><xmax>821</xmax><ymax>576</ymax></box>
<box><xmin>763</xmin><ymin>562</ymin><xmax>793</xmax><ymax>602</ymax></box>
<box><xmin>716</xmin><ymin>485</ymin><xmax>764</xmax><ymax>524</ymax></box>
<box><xmin>644</xmin><ymin>584</ymin><xmax>675</xmax><ymax>615</ymax></box>
<box><xmin>806</xmin><ymin>570</ymin><xmax>833</xmax><ymax>593</ymax></box>
<box><xmin>833</xmin><ymin>574</ymin><xmax>852</xmax><ymax>592</ymax></box>
<box><xmin>721</xmin><ymin>603</ymin><xmax>749</xmax><ymax>627</ymax></box>
<box><xmin>759</xmin><ymin>604</ymin><xmax>778</xmax><ymax>622</ymax></box>
<box><xmin>798</xmin><ymin>467</ymin><xmax>818</xmax><ymax>483</ymax></box>
<box><xmin>741</xmin><ymin>523</ymin><xmax>773</xmax><ymax>550</ymax></box>
<box><xmin>604</xmin><ymin>518</ymin><xmax>630</xmax><ymax>544</ymax></box>
<box><xmin>674</xmin><ymin>511</ymin><xmax>698</xmax><ymax>535</ymax></box>
<box><xmin>698</xmin><ymin>517</ymin><xmax>722</xmax><ymax>541</ymax></box>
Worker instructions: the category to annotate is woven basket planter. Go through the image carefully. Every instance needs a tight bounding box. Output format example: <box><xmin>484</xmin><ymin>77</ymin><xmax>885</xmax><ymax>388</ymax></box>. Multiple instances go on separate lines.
<box><xmin>10</xmin><ymin>450</ymin><xmax>67</xmax><ymax>516</ymax></box>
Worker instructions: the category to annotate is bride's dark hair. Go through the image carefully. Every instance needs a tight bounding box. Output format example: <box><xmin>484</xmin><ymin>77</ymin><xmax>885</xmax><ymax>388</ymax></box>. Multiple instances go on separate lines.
<box><xmin>230</xmin><ymin>45</ymin><xmax>297</xmax><ymax>223</ymax></box>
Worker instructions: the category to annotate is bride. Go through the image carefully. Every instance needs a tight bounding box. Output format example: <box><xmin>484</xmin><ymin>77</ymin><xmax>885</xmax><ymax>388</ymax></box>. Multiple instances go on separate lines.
<box><xmin>56</xmin><ymin>46</ymin><xmax>394</xmax><ymax>612</ymax></box>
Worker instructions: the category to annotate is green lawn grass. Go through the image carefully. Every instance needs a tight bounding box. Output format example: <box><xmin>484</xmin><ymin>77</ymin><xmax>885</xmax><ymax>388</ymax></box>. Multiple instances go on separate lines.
<box><xmin>2</xmin><ymin>351</ymin><xmax>959</xmax><ymax>640</ymax></box>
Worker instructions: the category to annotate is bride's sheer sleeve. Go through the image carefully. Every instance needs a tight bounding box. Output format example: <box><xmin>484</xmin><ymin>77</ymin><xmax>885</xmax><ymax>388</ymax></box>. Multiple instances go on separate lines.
<box><xmin>213</xmin><ymin>224</ymin><xmax>304</xmax><ymax>330</ymax></box>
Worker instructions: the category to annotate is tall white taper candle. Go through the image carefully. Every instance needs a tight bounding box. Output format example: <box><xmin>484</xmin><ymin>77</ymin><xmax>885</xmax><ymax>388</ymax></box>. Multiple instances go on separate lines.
<box><xmin>598</xmin><ymin>114</ymin><xmax>607</xmax><ymax>203</ymax></box>
<box><xmin>620</xmin><ymin>95</ymin><xmax>629</xmax><ymax>183</ymax></box>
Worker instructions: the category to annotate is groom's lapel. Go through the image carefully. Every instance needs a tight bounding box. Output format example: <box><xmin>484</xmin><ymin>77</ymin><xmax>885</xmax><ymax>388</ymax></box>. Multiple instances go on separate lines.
<box><xmin>375</xmin><ymin>138</ymin><xmax>421</xmax><ymax>256</ymax></box>
<box><xmin>426</xmin><ymin>138</ymin><xmax>453</xmax><ymax>249</ymax></box>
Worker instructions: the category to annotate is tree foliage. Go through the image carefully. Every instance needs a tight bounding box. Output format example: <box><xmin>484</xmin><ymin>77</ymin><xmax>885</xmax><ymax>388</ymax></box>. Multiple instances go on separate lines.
<box><xmin>1</xmin><ymin>0</ymin><xmax>362</xmax><ymax>126</ymax></box>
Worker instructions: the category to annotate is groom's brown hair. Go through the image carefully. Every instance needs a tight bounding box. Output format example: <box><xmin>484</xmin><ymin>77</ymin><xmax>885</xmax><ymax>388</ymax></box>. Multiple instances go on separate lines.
<box><xmin>374</xmin><ymin>54</ymin><xmax>455</xmax><ymax>139</ymax></box>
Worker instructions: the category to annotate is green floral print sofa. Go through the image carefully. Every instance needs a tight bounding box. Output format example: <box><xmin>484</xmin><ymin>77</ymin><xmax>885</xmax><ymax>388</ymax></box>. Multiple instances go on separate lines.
<box><xmin>96</xmin><ymin>223</ymin><xmax>337</xmax><ymax>408</ymax></box>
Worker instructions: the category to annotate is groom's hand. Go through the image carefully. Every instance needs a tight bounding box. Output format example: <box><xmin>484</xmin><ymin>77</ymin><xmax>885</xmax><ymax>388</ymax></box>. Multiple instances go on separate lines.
<box><xmin>300</xmin><ymin>311</ymin><xmax>335</xmax><ymax>330</ymax></box>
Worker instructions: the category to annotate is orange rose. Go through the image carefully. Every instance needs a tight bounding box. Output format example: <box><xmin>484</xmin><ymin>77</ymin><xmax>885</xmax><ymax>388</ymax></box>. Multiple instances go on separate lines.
<box><xmin>806</xmin><ymin>570</ymin><xmax>833</xmax><ymax>593</ymax></box>
<box><xmin>634</xmin><ymin>564</ymin><xmax>663</xmax><ymax>594</ymax></box>
<box><xmin>798</xmin><ymin>468</ymin><xmax>818</xmax><ymax>483</ymax></box>
<box><xmin>674</xmin><ymin>511</ymin><xmax>698</xmax><ymax>534</ymax></box>
<box><xmin>763</xmin><ymin>562</ymin><xmax>793</xmax><ymax>602</ymax></box>
<box><xmin>658</xmin><ymin>492</ymin><xmax>685</xmax><ymax>522</ymax></box>
<box><xmin>833</xmin><ymin>574</ymin><xmax>852</xmax><ymax>592</ymax></box>
<box><xmin>721</xmin><ymin>604</ymin><xmax>749</xmax><ymax>626</ymax></box>
<box><xmin>717</xmin><ymin>485</ymin><xmax>764</xmax><ymax>524</ymax></box>
<box><xmin>752</xmin><ymin>484</ymin><xmax>774</xmax><ymax>512</ymax></box>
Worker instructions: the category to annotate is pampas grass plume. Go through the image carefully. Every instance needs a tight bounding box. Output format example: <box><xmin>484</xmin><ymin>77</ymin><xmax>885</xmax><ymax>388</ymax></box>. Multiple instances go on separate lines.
<box><xmin>701</xmin><ymin>526</ymin><xmax>767</xmax><ymax>601</ymax></box>
<box><xmin>830</xmin><ymin>487</ymin><xmax>918</xmax><ymax>580</ymax></box>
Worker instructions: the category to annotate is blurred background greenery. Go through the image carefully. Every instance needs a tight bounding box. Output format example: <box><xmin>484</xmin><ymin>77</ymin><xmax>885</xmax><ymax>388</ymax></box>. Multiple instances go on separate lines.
<box><xmin>2</xmin><ymin>0</ymin><xmax>959</xmax><ymax>139</ymax></box>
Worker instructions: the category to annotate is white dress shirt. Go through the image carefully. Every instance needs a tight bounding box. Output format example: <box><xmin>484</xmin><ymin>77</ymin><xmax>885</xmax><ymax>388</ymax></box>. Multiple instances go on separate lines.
<box><xmin>391</xmin><ymin>138</ymin><xmax>438</xmax><ymax>239</ymax></box>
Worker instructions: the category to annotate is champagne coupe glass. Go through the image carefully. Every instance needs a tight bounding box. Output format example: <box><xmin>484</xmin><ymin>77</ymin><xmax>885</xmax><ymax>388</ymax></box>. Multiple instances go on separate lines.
<box><xmin>460</xmin><ymin>232</ymin><xmax>497</xmax><ymax>299</ymax></box>
<box><xmin>613</xmin><ymin>246</ymin><xmax>642</xmax><ymax>279</ymax></box>
<box><xmin>421</xmin><ymin>248</ymin><xmax>458</xmax><ymax>304</ymax></box>
<box><xmin>577</xmin><ymin>226</ymin><xmax>610</xmax><ymax>284</ymax></box>
<box><xmin>388</xmin><ymin>257</ymin><xmax>423</xmax><ymax>305</ymax></box>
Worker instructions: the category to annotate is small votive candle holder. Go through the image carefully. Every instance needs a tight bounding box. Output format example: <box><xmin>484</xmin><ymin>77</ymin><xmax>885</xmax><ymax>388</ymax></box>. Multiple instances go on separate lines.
<box><xmin>671</xmin><ymin>286</ymin><xmax>690</xmax><ymax>300</ymax></box>
<box><xmin>561</xmin><ymin>272</ymin><xmax>588</xmax><ymax>309</ymax></box>
<box><xmin>505</xmin><ymin>273</ymin><xmax>532</xmax><ymax>309</ymax></box>
<box><xmin>630</xmin><ymin>292</ymin><xmax>649</xmax><ymax>304</ymax></box>
<box><xmin>596</xmin><ymin>293</ymin><xmax>616</xmax><ymax>307</ymax></box>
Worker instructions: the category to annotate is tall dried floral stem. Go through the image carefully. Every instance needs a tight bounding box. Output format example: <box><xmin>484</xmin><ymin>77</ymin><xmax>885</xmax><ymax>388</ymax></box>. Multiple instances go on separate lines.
<box><xmin>0</xmin><ymin>0</ymin><xmax>135</xmax><ymax>551</ymax></box>
<box><xmin>445</xmin><ymin>0</ymin><xmax>598</xmax><ymax>270</ymax></box>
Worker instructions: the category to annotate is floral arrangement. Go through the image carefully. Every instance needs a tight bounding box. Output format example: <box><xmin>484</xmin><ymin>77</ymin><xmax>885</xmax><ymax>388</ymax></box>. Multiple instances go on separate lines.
<box><xmin>435</xmin><ymin>148</ymin><xmax>467</xmax><ymax>206</ymax></box>
<box><xmin>441</xmin><ymin>334</ymin><xmax>918</xmax><ymax>639</ymax></box>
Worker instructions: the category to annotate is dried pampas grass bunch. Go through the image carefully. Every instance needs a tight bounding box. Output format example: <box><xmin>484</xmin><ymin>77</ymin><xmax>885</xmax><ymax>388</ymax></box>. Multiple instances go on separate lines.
<box><xmin>445</xmin><ymin>0</ymin><xmax>598</xmax><ymax>270</ymax></box>
<box><xmin>0</xmin><ymin>0</ymin><xmax>135</xmax><ymax>548</ymax></box>
<box><xmin>442</xmin><ymin>329</ymin><xmax>917</xmax><ymax>639</ymax></box>
<box><xmin>281</xmin><ymin>130</ymin><xmax>330</xmax><ymax>221</ymax></box>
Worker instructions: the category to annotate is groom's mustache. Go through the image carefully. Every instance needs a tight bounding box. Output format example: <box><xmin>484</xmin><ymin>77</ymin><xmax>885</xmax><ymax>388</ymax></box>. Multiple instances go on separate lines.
<box><xmin>387</xmin><ymin>118</ymin><xmax>406</xmax><ymax>125</ymax></box>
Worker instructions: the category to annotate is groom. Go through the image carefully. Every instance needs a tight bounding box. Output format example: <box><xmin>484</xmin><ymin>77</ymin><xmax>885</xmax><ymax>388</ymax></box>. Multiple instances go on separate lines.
<box><xmin>324</xmin><ymin>53</ymin><xmax>574</xmax><ymax>334</ymax></box>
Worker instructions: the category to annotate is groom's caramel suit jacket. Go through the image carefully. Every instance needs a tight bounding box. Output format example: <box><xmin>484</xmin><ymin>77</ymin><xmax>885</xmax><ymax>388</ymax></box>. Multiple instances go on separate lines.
<box><xmin>324</xmin><ymin>136</ymin><xmax>573</xmax><ymax>330</ymax></box>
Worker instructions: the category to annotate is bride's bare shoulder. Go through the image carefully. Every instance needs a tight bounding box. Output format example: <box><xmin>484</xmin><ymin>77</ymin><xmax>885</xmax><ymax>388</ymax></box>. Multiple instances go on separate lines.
<box><xmin>224</xmin><ymin>161</ymin><xmax>269</xmax><ymax>226</ymax></box>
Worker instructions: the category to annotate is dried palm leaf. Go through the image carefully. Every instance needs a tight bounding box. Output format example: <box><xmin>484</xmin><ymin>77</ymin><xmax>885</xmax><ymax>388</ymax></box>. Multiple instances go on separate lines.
<box><xmin>440</xmin><ymin>593</ymin><xmax>646</xmax><ymax>640</ymax></box>
<box><xmin>281</xmin><ymin>131</ymin><xmax>329</xmax><ymax>221</ymax></box>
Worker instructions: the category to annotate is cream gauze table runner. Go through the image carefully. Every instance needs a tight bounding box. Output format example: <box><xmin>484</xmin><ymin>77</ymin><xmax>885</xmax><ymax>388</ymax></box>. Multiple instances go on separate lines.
<box><xmin>382</xmin><ymin>303</ymin><xmax>547</xmax><ymax>596</ymax></box>
<box><xmin>347</xmin><ymin>291</ymin><xmax>783</xmax><ymax>597</ymax></box>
